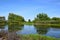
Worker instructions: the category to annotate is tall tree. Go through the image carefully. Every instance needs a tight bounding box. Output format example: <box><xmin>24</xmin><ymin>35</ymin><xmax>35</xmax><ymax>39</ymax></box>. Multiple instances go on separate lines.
<box><xmin>34</xmin><ymin>13</ymin><xmax>50</xmax><ymax>21</ymax></box>
<box><xmin>28</xmin><ymin>19</ymin><xmax>31</xmax><ymax>22</ymax></box>
<box><xmin>8</xmin><ymin>13</ymin><xmax>25</xmax><ymax>25</ymax></box>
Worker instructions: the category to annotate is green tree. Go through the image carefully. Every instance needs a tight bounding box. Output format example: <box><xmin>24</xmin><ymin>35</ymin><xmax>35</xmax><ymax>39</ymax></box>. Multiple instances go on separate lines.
<box><xmin>8</xmin><ymin>13</ymin><xmax>25</xmax><ymax>25</ymax></box>
<box><xmin>8</xmin><ymin>13</ymin><xmax>25</xmax><ymax>22</ymax></box>
<box><xmin>28</xmin><ymin>19</ymin><xmax>31</xmax><ymax>22</ymax></box>
<box><xmin>52</xmin><ymin>17</ymin><xmax>60</xmax><ymax>21</ymax></box>
<box><xmin>34</xmin><ymin>13</ymin><xmax>50</xmax><ymax>21</ymax></box>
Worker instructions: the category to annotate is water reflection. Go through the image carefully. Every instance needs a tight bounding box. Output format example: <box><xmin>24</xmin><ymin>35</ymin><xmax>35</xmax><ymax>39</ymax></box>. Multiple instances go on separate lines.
<box><xmin>34</xmin><ymin>25</ymin><xmax>60</xmax><ymax>38</ymax></box>
<box><xmin>0</xmin><ymin>25</ymin><xmax>8</xmax><ymax>32</ymax></box>
<box><xmin>8</xmin><ymin>24</ymin><xmax>24</xmax><ymax>40</ymax></box>
<box><xmin>17</xmin><ymin>25</ymin><xmax>37</xmax><ymax>34</ymax></box>
<box><xmin>0</xmin><ymin>24</ymin><xmax>8</xmax><ymax>39</ymax></box>
<box><xmin>8</xmin><ymin>25</ymin><xmax>24</xmax><ymax>32</ymax></box>
<box><xmin>46</xmin><ymin>28</ymin><xmax>60</xmax><ymax>38</ymax></box>
<box><xmin>34</xmin><ymin>25</ymin><xmax>49</xmax><ymax>35</ymax></box>
<box><xmin>0</xmin><ymin>24</ymin><xmax>60</xmax><ymax>38</ymax></box>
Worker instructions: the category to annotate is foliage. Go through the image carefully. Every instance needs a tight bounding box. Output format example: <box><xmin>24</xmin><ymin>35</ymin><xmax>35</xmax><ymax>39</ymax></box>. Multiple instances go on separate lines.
<box><xmin>8</xmin><ymin>13</ymin><xmax>25</xmax><ymax>25</ymax></box>
<box><xmin>28</xmin><ymin>19</ymin><xmax>31</xmax><ymax>22</ymax></box>
<box><xmin>0</xmin><ymin>20</ymin><xmax>6</xmax><ymax>25</ymax></box>
<box><xmin>24</xmin><ymin>22</ymin><xmax>34</xmax><ymax>25</ymax></box>
<box><xmin>35</xmin><ymin>13</ymin><xmax>50</xmax><ymax>21</ymax></box>
<box><xmin>18</xmin><ymin>34</ymin><xmax>60</xmax><ymax>40</ymax></box>
<box><xmin>33</xmin><ymin>13</ymin><xmax>60</xmax><ymax>26</ymax></box>
<box><xmin>8</xmin><ymin>13</ymin><xmax>25</xmax><ymax>22</ymax></box>
<box><xmin>52</xmin><ymin>17</ymin><xmax>60</xmax><ymax>21</ymax></box>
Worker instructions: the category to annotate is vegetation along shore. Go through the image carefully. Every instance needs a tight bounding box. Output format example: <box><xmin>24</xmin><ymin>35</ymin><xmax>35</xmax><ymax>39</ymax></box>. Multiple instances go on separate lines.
<box><xmin>0</xmin><ymin>13</ymin><xmax>60</xmax><ymax>40</ymax></box>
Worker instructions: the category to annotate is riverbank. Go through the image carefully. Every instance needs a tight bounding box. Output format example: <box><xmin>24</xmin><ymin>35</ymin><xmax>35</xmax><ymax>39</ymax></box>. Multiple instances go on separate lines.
<box><xmin>34</xmin><ymin>24</ymin><xmax>60</xmax><ymax>28</ymax></box>
<box><xmin>0</xmin><ymin>33</ymin><xmax>60</xmax><ymax>40</ymax></box>
<box><xmin>18</xmin><ymin>34</ymin><xmax>60</xmax><ymax>40</ymax></box>
<box><xmin>24</xmin><ymin>22</ymin><xmax>34</xmax><ymax>25</ymax></box>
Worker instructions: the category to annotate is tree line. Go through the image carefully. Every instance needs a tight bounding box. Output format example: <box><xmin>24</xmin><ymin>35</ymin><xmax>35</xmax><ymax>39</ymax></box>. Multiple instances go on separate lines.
<box><xmin>6</xmin><ymin>13</ymin><xmax>60</xmax><ymax>25</ymax></box>
<box><xmin>33</xmin><ymin>13</ymin><xmax>60</xmax><ymax>22</ymax></box>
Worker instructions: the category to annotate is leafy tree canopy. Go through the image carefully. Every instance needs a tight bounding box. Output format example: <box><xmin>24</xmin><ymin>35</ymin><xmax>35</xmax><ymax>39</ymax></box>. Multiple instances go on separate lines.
<box><xmin>34</xmin><ymin>13</ymin><xmax>50</xmax><ymax>21</ymax></box>
<box><xmin>8</xmin><ymin>13</ymin><xmax>25</xmax><ymax>22</ymax></box>
<box><xmin>52</xmin><ymin>17</ymin><xmax>60</xmax><ymax>21</ymax></box>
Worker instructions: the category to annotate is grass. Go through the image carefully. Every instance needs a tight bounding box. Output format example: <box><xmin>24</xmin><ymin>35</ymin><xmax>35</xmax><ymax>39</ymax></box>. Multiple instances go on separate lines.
<box><xmin>34</xmin><ymin>23</ymin><xmax>60</xmax><ymax>27</ymax></box>
<box><xmin>18</xmin><ymin>34</ymin><xmax>60</xmax><ymax>40</ymax></box>
<box><xmin>24</xmin><ymin>22</ymin><xmax>34</xmax><ymax>25</ymax></box>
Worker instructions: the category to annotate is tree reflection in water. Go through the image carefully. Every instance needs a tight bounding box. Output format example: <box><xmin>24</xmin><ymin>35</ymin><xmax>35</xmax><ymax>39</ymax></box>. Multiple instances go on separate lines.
<box><xmin>8</xmin><ymin>24</ymin><xmax>24</xmax><ymax>40</ymax></box>
<box><xmin>34</xmin><ymin>25</ymin><xmax>50</xmax><ymax>35</ymax></box>
<box><xmin>8</xmin><ymin>25</ymin><xmax>24</xmax><ymax>32</ymax></box>
<box><xmin>0</xmin><ymin>25</ymin><xmax>8</xmax><ymax>40</ymax></box>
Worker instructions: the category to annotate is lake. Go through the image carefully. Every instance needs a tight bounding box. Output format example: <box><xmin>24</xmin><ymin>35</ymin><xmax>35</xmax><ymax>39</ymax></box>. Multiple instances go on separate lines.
<box><xmin>0</xmin><ymin>25</ymin><xmax>60</xmax><ymax>38</ymax></box>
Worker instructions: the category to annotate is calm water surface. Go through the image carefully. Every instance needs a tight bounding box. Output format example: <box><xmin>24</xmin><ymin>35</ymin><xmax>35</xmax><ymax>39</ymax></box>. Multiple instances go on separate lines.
<box><xmin>16</xmin><ymin>25</ymin><xmax>60</xmax><ymax>38</ymax></box>
<box><xmin>0</xmin><ymin>25</ymin><xmax>60</xmax><ymax>38</ymax></box>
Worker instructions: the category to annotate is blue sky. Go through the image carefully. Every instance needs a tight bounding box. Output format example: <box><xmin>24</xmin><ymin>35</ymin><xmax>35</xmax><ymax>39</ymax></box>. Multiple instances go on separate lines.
<box><xmin>0</xmin><ymin>0</ymin><xmax>60</xmax><ymax>21</ymax></box>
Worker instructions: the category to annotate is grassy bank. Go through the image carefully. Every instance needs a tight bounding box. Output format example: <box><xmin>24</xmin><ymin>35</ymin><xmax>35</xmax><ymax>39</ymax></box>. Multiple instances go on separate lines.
<box><xmin>34</xmin><ymin>24</ymin><xmax>60</xmax><ymax>27</ymax></box>
<box><xmin>24</xmin><ymin>22</ymin><xmax>34</xmax><ymax>25</ymax></box>
<box><xmin>18</xmin><ymin>34</ymin><xmax>60</xmax><ymax>40</ymax></box>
